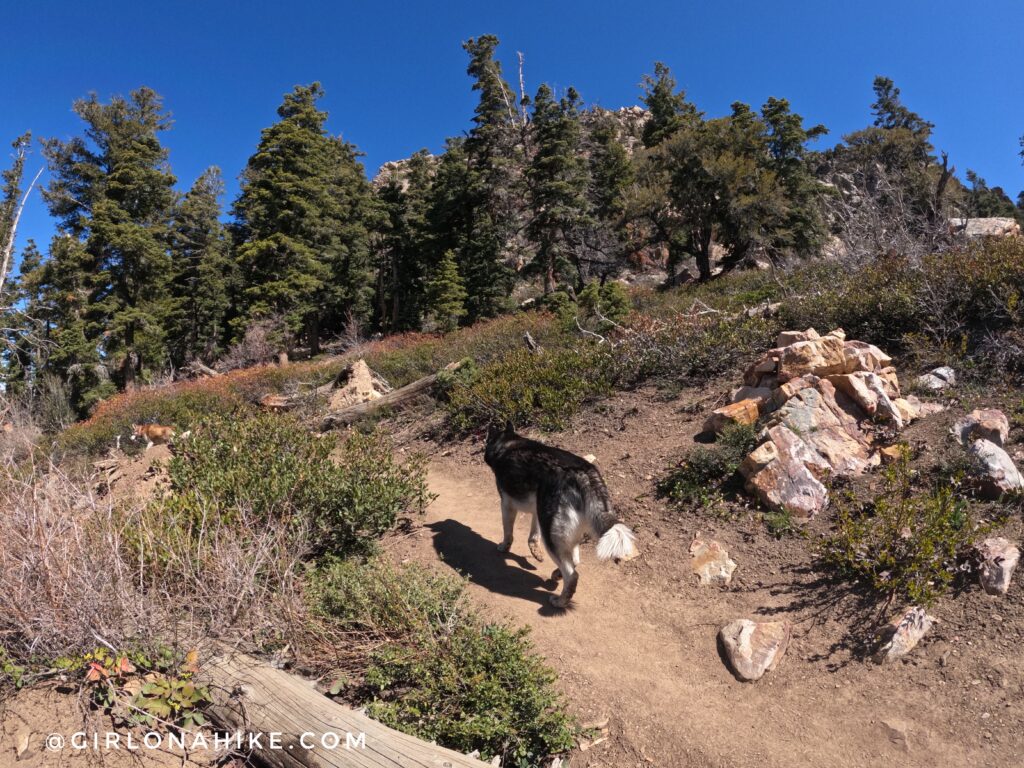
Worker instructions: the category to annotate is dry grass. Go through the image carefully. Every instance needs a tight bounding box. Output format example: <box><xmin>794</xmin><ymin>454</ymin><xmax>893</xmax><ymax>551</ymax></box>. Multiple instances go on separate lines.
<box><xmin>0</xmin><ymin>456</ymin><xmax>309</xmax><ymax>667</ymax></box>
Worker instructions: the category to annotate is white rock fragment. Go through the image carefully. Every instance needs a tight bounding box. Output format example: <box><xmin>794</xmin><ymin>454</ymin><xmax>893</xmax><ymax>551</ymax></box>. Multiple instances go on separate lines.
<box><xmin>689</xmin><ymin>535</ymin><xmax>737</xmax><ymax>586</ymax></box>
<box><xmin>976</xmin><ymin>537</ymin><xmax>1020</xmax><ymax>596</ymax></box>
<box><xmin>874</xmin><ymin>607</ymin><xmax>935</xmax><ymax>663</ymax></box>
<box><xmin>719</xmin><ymin>619</ymin><xmax>792</xmax><ymax>681</ymax></box>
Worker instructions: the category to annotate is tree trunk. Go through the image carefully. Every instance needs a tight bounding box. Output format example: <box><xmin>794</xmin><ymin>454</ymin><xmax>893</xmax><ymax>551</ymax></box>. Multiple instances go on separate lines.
<box><xmin>306</xmin><ymin>315</ymin><xmax>321</xmax><ymax>357</ymax></box>
<box><xmin>695</xmin><ymin>229</ymin><xmax>713</xmax><ymax>282</ymax></box>
<box><xmin>198</xmin><ymin>645</ymin><xmax>490</xmax><ymax>768</ymax></box>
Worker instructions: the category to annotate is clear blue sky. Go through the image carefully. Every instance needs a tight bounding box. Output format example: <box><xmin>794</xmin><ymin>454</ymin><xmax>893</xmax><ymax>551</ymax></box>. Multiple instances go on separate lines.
<box><xmin>4</xmin><ymin>0</ymin><xmax>1023</xmax><ymax>265</ymax></box>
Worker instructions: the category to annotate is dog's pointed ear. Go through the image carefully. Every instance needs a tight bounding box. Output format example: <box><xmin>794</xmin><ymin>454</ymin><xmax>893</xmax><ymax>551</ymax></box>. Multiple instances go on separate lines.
<box><xmin>503</xmin><ymin>420</ymin><xmax>514</xmax><ymax>434</ymax></box>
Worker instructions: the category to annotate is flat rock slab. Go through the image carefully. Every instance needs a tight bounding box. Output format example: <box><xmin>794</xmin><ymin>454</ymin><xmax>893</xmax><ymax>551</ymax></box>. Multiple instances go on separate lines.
<box><xmin>719</xmin><ymin>619</ymin><xmax>792</xmax><ymax>681</ymax></box>
<box><xmin>689</xmin><ymin>536</ymin><xmax>737</xmax><ymax>586</ymax></box>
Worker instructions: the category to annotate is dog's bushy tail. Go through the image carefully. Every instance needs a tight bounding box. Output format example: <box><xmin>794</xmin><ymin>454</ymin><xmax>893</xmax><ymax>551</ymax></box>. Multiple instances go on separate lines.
<box><xmin>596</xmin><ymin>523</ymin><xmax>638</xmax><ymax>562</ymax></box>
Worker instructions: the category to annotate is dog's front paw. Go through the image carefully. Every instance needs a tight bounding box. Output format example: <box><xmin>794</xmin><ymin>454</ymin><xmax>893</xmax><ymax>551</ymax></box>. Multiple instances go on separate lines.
<box><xmin>496</xmin><ymin>540</ymin><xmax>512</xmax><ymax>553</ymax></box>
<box><xmin>528</xmin><ymin>539</ymin><xmax>546</xmax><ymax>562</ymax></box>
<box><xmin>549</xmin><ymin>594</ymin><xmax>570</xmax><ymax>609</ymax></box>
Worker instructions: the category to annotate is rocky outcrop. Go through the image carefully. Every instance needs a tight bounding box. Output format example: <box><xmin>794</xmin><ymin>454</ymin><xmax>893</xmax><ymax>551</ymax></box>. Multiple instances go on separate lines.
<box><xmin>719</xmin><ymin>619</ymin><xmax>791</xmax><ymax>681</ymax></box>
<box><xmin>689</xmin><ymin>535</ymin><xmax>737</xmax><ymax>586</ymax></box>
<box><xmin>950</xmin><ymin>217</ymin><xmax>1022</xmax><ymax>240</ymax></box>
<box><xmin>975</xmin><ymin>537</ymin><xmax>1020</xmax><ymax>596</ymax></box>
<box><xmin>727</xmin><ymin>329</ymin><xmax>920</xmax><ymax>519</ymax></box>
<box><xmin>874</xmin><ymin>607</ymin><xmax>935</xmax><ymax>663</ymax></box>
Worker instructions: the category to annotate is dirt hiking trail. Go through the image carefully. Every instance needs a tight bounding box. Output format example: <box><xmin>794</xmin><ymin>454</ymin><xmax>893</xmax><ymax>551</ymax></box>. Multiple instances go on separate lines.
<box><xmin>388</xmin><ymin>392</ymin><xmax>1021</xmax><ymax>768</ymax></box>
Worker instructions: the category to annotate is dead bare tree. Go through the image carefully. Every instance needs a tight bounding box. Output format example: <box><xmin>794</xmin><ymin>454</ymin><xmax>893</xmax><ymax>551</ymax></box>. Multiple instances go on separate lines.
<box><xmin>824</xmin><ymin>164</ymin><xmax>952</xmax><ymax>268</ymax></box>
<box><xmin>0</xmin><ymin>133</ymin><xmax>42</xmax><ymax>302</ymax></box>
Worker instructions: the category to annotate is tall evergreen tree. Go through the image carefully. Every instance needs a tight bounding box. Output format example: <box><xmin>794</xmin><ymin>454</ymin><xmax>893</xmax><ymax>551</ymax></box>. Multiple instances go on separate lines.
<box><xmin>375</xmin><ymin>150</ymin><xmax>437</xmax><ymax>331</ymax></box>
<box><xmin>582</xmin><ymin>112</ymin><xmax>635</xmax><ymax>278</ymax></box>
<box><xmin>168</xmin><ymin>167</ymin><xmax>234</xmax><ymax>366</ymax></box>
<box><xmin>424</xmin><ymin>250</ymin><xmax>468</xmax><ymax>333</ymax></box>
<box><xmin>835</xmin><ymin>76</ymin><xmax>951</xmax><ymax>227</ymax></box>
<box><xmin>457</xmin><ymin>35</ymin><xmax>520</xmax><ymax>320</ymax></box>
<box><xmin>527</xmin><ymin>84</ymin><xmax>592</xmax><ymax>293</ymax></box>
<box><xmin>640</xmin><ymin>62</ymin><xmax>700</xmax><ymax>148</ymax></box>
<box><xmin>41</xmin><ymin>88</ymin><xmax>176</xmax><ymax>392</ymax></box>
<box><xmin>233</xmin><ymin>83</ymin><xmax>375</xmax><ymax>353</ymax></box>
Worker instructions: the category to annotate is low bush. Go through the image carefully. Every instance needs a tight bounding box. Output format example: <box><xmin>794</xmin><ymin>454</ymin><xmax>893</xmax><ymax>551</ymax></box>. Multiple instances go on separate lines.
<box><xmin>611</xmin><ymin>313</ymin><xmax>780</xmax><ymax>390</ymax></box>
<box><xmin>309</xmin><ymin>558</ymin><xmax>576</xmax><ymax>767</ymax></box>
<box><xmin>363</xmin><ymin>312</ymin><xmax>568</xmax><ymax>388</ymax></box>
<box><xmin>157</xmin><ymin>414</ymin><xmax>430</xmax><ymax>559</ymax></box>
<box><xmin>820</xmin><ymin>452</ymin><xmax>995</xmax><ymax>605</ymax></box>
<box><xmin>54</xmin><ymin>359</ymin><xmax>350</xmax><ymax>457</ymax></box>
<box><xmin>445</xmin><ymin>344</ymin><xmax>613</xmax><ymax>432</ymax></box>
<box><xmin>658</xmin><ymin>423</ymin><xmax>759</xmax><ymax>511</ymax></box>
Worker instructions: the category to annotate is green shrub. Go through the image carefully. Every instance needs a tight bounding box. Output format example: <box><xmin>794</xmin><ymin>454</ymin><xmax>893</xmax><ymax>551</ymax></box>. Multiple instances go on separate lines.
<box><xmin>309</xmin><ymin>558</ymin><xmax>576</xmax><ymax>767</ymax></box>
<box><xmin>820</xmin><ymin>452</ymin><xmax>989</xmax><ymax>605</ymax></box>
<box><xmin>658</xmin><ymin>422</ymin><xmax>758</xmax><ymax>511</ymax></box>
<box><xmin>445</xmin><ymin>345</ymin><xmax>612</xmax><ymax>432</ymax></box>
<box><xmin>157</xmin><ymin>414</ymin><xmax>430</xmax><ymax>558</ymax></box>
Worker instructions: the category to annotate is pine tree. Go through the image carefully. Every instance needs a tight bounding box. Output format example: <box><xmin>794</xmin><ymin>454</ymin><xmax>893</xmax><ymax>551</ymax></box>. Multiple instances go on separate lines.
<box><xmin>836</xmin><ymin>76</ymin><xmax>949</xmax><ymax>226</ymax></box>
<box><xmin>759</xmin><ymin>97</ymin><xmax>829</xmax><ymax>256</ymax></box>
<box><xmin>579</xmin><ymin>112</ymin><xmax>636</xmax><ymax>279</ymax></box>
<box><xmin>168</xmin><ymin>167</ymin><xmax>234</xmax><ymax>366</ymax></box>
<box><xmin>640</xmin><ymin>62</ymin><xmax>700</xmax><ymax>148</ymax></box>
<box><xmin>457</xmin><ymin>35</ymin><xmax>520</xmax><ymax>320</ymax></box>
<box><xmin>233</xmin><ymin>83</ymin><xmax>375</xmax><ymax>353</ymax></box>
<box><xmin>964</xmin><ymin>170</ymin><xmax>1017</xmax><ymax>218</ymax></box>
<box><xmin>527</xmin><ymin>84</ymin><xmax>592</xmax><ymax>293</ymax></box>
<box><xmin>41</xmin><ymin>88</ymin><xmax>177</xmax><ymax>391</ymax></box>
<box><xmin>375</xmin><ymin>150</ymin><xmax>437</xmax><ymax>331</ymax></box>
<box><xmin>425</xmin><ymin>250</ymin><xmax>467</xmax><ymax>333</ymax></box>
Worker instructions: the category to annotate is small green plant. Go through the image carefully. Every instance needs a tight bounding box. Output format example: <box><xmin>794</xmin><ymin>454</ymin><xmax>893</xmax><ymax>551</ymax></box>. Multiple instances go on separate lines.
<box><xmin>820</xmin><ymin>452</ymin><xmax>986</xmax><ymax>606</ymax></box>
<box><xmin>309</xmin><ymin>558</ymin><xmax>576</xmax><ymax>767</ymax></box>
<box><xmin>658</xmin><ymin>422</ymin><xmax>758</xmax><ymax>511</ymax></box>
<box><xmin>74</xmin><ymin>646</ymin><xmax>210</xmax><ymax>729</ymax></box>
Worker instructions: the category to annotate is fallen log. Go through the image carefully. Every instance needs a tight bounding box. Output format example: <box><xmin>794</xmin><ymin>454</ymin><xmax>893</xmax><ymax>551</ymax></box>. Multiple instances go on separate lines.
<box><xmin>199</xmin><ymin>645</ymin><xmax>490</xmax><ymax>768</ymax></box>
<box><xmin>319</xmin><ymin>360</ymin><xmax>466</xmax><ymax>431</ymax></box>
<box><xmin>187</xmin><ymin>360</ymin><xmax>222</xmax><ymax>378</ymax></box>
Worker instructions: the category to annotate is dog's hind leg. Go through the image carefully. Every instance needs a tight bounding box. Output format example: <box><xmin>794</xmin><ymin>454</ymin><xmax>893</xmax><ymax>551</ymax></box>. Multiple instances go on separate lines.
<box><xmin>497</xmin><ymin>493</ymin><xmax>517</xmax><ymax>553</ymax></box>
<box><xmin>528</xmin><ymin>512</ymin><xmax>545</xmax><ymax>562</ymax></box>
<box><xmin>543</xmin><ymin>491</ymin><xmax>581</xmax><ymax>608</ymax></box>
<box><xmin>549</xmin><ymin>550</ymin><xmax>578</xmax><ymax>608</ymax></box>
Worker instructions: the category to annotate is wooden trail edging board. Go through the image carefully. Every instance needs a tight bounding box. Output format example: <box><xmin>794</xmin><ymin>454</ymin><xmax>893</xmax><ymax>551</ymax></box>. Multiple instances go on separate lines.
<box><xmin>199</xmin><ymin>645</ymin><xmax>491</xmax><ymax>768</ymax></box>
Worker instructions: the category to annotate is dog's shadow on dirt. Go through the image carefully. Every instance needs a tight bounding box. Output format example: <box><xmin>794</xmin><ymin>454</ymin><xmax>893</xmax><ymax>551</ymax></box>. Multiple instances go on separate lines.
<box><xmin>426</xmin><ymin>519</ymin><xmax>566</xmax><ymax>616</ymax></box>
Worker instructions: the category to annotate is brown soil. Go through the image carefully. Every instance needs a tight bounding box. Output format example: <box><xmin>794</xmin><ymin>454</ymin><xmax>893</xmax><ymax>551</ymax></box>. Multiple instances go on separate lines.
<box><xmin>387</xmin><ymin>386</ymin><xmax>1024</xmax><ymax>768</ymax></box>
<box><xmin>0</xmin><ymin>687</ymin><xmax>223</xmax><ymax>767</ymax></box>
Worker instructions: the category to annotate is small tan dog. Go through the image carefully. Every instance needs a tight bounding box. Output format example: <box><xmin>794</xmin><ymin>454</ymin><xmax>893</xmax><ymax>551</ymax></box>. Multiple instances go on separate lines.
<box><xmin>131</xmin><ymin>423</ymin><xmax>176</xmax><ymax>450</ymax></box>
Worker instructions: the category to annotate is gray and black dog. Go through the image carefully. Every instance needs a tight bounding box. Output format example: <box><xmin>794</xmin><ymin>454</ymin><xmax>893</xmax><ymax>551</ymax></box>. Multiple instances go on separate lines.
<box><xmin>484</xmin><ymin>421</ymin><xmax>638</xmax><ymax>608</ymax></box>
